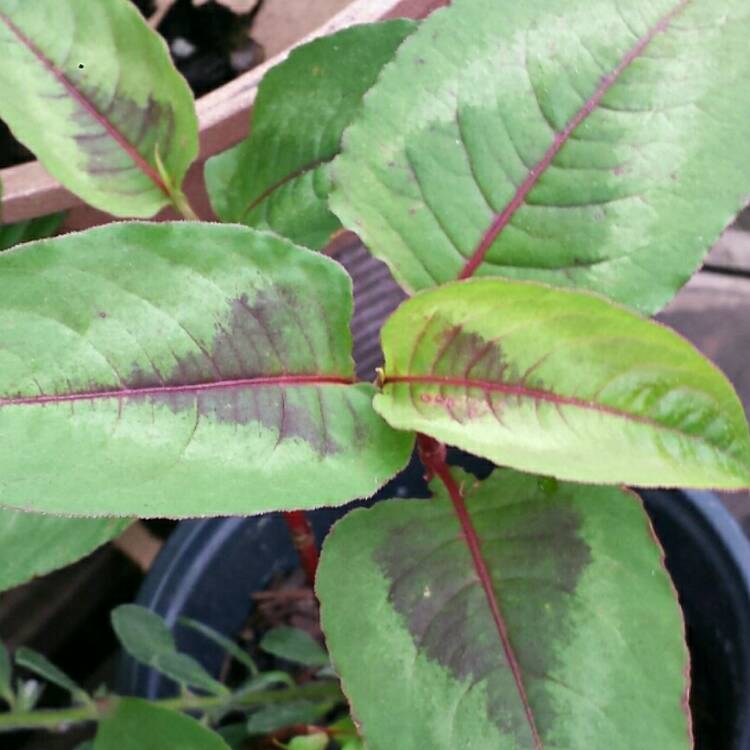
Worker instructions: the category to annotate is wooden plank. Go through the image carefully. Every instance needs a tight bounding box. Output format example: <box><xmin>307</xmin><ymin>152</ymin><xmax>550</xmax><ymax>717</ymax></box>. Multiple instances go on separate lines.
<box><xmin>705</xmin><ymin>228</ymin><xmax>750</xmax><ymax>273</ymax></box>
<box><xmin>252</xmin><ymin>0</ymin><xmax>353</xmax><ymax>59</ymax></box>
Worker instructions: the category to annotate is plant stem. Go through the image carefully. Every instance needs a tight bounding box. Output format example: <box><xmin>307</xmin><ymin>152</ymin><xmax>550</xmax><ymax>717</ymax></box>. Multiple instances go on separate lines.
<box><xmin>0</xmin><ymin>681</ymin><xmax>342</xmax><ymax>734</ymax></box>
<box><xmin>283</xmin><ymin>511</ymin><xmax>320</xmax><ymax>584</ymax></box>
<box><xmin>416</xmin><ymin>434</ymin><xmax>543</xmax><ymax>749</ymax></box>
<box><xmin>170</xmin><ymin>188</ymin><xmax>201</xmax><ymax>221</ymax></box>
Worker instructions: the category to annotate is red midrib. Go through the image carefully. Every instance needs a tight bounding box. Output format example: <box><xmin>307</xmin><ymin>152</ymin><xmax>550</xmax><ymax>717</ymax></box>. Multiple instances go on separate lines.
<box><xmin>0</xmin><ymin>375</ymin><xmax>355</xmax><ymax>408</ymax></box>
<box><xmin>241</xmin><ymin>158</ymin><xmax>329</xmax><ymax>221</ymax></box>
<box><xmin>0</xmin><ymin>11</ymin><xmax>170</xmax><ymax>198</ymax></box>
<box><xmin>458</xmin><ymin>0</ymin><xmax>691</xmax><ymax>279</ymax></box>
<box><xmin>386</xmin><ymin>374</ymin><xmax>668</xmax><ymax>431</ymax></box>
<box><xmin>418</xmin><ymin>435</ymin><xmax>543</xmax><ymax>749</ymax></box>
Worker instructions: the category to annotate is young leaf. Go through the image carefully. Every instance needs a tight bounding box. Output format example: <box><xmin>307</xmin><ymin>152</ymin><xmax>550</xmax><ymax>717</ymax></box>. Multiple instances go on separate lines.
<box><xmin>238</xmin><ymin>672</ymin><xmax>295</xmax><ymax>693</ymax></box>
<box><xmin>205</xmin><ymin>20</ymin><xmax>415</xmax><ymax>249</ymax></box>
<box><xmin>0</xmin><ymin>222</ymin><xmax>413</xmax><ymax>517</ymax></box>
<box><xmin>112</xmin><ymin>605</ymin><xmax>227</xmax><ymax>696</ymax></box>
<box><xmin>0</xmin><ymin>213</ymin><xmax>65</xmax><ymax>251</ymax></box>
<box><xmin>329</xmin><ymin>718</ymin><xmax>363</xmax><ymax>750</ymax></box>
<box><xmin>112</xmin><ymin>605</ymin><xmax>173</xmax><ymax>660</ymax></box>
<box><xmin>331</xmin><ymin>0</ymin><xmax>750</xmax><ymax>313</ymax></box>
<box><xmin>0</xmin><ymin>511</ymin><xmax>131</xmax><ymax>593</ymax></box>
<box><xmin>0</xmin><ymin>0</ymin><xmax>198</xmax><ymax>217</ymax></box>
<box><xmin>15</xmin><ymin>648</ymin><xmax>87</xmax><ymax>700</ymax></box>
<box><xmin>15</xmin><ymin>679</ymin><xmax>43</xmax><ymax>712</ymax></box>
<box><xmin>0</xmin><ymin>642</ymin><xmax>13</xmax><ymax>707</ymax></box>
<box><xmin>180</xmin><ymin>617</ymin><xmax>258</xmax><ymax>676</ymax></box>
<box><xmin>284</xmin><ymin>734</ymin><xmax>329</xmax><ymax>750</ymax></box>
<box><xmin>376</xmin><ymin>278</ymin><xmax>750</xmax><ymax>489</ymax></box>
<box><xmin>94</xmin><ymin>698</ymin><xmax>230</xmax><ymax>750</ymax></box>
<box><xmin>318</xmin><ymin>469</ymin><xmax>692</xmax><ymax>750</ymax></box>
<box><xmin>246</xmin><ymin>702</ymin><xmax>329</xmax><ymax>735</ymax></box>
<box><xmin>260</xmin><ymin>627</ymin><xmax>329</xmax><ymax>668</ymax></box>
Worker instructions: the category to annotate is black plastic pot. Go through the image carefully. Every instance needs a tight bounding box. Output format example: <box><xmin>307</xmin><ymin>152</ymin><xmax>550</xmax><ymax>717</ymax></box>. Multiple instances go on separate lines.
<box><xmin>117</xmin><ymin>458</ymin><xmax>750</xmax><ymax>750</ymax></box>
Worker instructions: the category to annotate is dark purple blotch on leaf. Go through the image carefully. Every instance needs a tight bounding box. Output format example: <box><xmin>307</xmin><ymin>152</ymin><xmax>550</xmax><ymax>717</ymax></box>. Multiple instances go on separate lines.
<box><xmin>374</xmin><ymin>480</ymin><xmax>591</xmax><ymax>740</ymax></box>
<box><xmin>120</xmin><ymin>291</ymin><xmax>341</xmax><ymax>455</ymax></box>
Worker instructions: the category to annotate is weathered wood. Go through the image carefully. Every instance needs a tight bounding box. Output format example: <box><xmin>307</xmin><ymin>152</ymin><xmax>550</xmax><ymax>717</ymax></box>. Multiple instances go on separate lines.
<box><xmin>705</xmin><ymin>228</ymin><xmax>750</xmax><ymax>273</ymax></box>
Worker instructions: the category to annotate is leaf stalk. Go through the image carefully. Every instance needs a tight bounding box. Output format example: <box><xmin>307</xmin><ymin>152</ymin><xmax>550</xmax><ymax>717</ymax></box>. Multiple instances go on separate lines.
<box><xmin>0</xmin><ymin>680</ymin><xmax>343</xmax><ymax>734</ymax></box>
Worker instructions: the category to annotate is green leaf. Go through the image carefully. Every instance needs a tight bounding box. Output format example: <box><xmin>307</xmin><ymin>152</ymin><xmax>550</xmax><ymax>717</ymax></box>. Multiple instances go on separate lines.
<box><xmin>0</xmin><ymin>222</ymin><xmax>413</xmax><ymax>517</ymax></box>
<box><xmin>15</xmin><ymin>648</ymin><xmax>86</xmax><ymax>699</ymax></box>
<box><xmin>376</xmin><ymin>278</ymin><xmax>750</xmax><ymax>489</ymax></box>
<box><xmin>329</xmin><ymin>717</ymin><xmax>363</xmax><ymax>750</ymax></box>
<box><xmin>216</xmin><ymin>724</ymin><xmax>248</xmax><ymax>749</ymax></box>
<box><xmin>331</xmin><ymin>0</ymin><xmax>750</xmax><ymax>313</ymax></box>
<box><xmin>260</xmin><ymin>627</ymin><xmax>328</xmax><ymax>668</ymax></box>
<box><xmin>0</xmin><ymin>0</ymin><xmax>198</xmax><ymax>218</ymax></box>
<box><xmin>246</xmin><ymin>702</ymin><xmax>329</xmax><ymax>736</ymax></box>
<box><xmin>238</xmin><ymin>671</ymin><xmax>295</xmax><ymax>693</ymax></box>
<box><xmin>15</xmin><ymin>679</ymin><xmax>43</xmax><ymax>712</ymax></box>
<box><xmin>0</xmin><ymin>213</ymin><xmax>65</xmax><ymax>251</ymax></box>
<box><xmin>94</xmin><ymin>698</ymin><xmax>230</xmax><ymax>750</ymax></box>
<box><xmin>111</xmin><ymin>605</ymin><xmax>227</xmax><ymax>696</ymax></box>
<box><xmin>318</xmin><ymin>469</ymin><xmax>692</xmax><ymax>750</ymax></box>
<box><xmin>0</xmin><ymin>642</ymin><xmax>13</xmax><ymax>706</ymax></box>
<box><xmin>0</xmin><ymin>511</ymin><xmax>130</xmax><ymax>592</ymax></box>
<box><xmin>284</xmin><ymin>734</ymin><xmax>329</xmax><ymax>750</ymax></box>
<box><xmin>205</xmin><ymin>20</ymin><xmax>415</xmax><ymax>249</ymax></box>
<box><xmin>179</xmin><ymin>617</ymin><xmax>258</xmax><ymax>676</ymax></box>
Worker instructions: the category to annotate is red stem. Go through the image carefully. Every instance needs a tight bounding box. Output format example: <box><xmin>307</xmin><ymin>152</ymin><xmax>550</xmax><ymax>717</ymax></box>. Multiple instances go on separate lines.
<box><xmin>283</xmin><ymin>511</ymin><xmax>319</xmax><ymax>584</ymax></box>
<box><xmin>416</xmin><ymin>435</ymin><xmax>543</xmax><ymax>750</ymax></box>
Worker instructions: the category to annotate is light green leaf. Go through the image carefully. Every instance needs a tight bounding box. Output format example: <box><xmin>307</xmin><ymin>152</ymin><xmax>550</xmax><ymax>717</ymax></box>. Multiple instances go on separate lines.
<box><xmin>260</xmin><ymin>627</ymin><xmax>328</xmax><ymax>668</ymax></box>
<box><xmin>94</xmin><ymin>698</ymin><xmax>230</xmax><ymax>750</ymax></box>
<box><xmin>0</xmin><ymin>222</ymin><xmax>413</xmax><ymax>517</ymax></box>
<box><xmin>111</xmin><ymin>605</ymin><xmax>227</xmax><ymax>696</ymax></box>
<box><xmin>0</xmin><ymin>511</ymin><xmax>130</xmax><ymax>592</ymax></box>
<box><xmin>284</xmin><ymin>734</ymin><xmax>329</xmax><ymax>750</ymax></box>
<box><xmin>15</xmin><ymin>679</ymin><xmax>43</xmax><ymax>712</ymax></box>
<box><xmin>246</xmin><ymin>702</ymin><xmax>329</xmax><ymax>736</ymax></box>
<box><xmin>205</xmin><ymin>21</ymin><xmax>415</xmax><ymax>249</ymax></box>
<box><xmin>237</xmin><ymin>672</ymin><xmax>295</xmax><ymax>693</ymax></box>
<box><xmin>0</xmin><ymin>642</ymin><xmax>12</xmax><ymax>706</ymax></box>
<box><xmin>180</xmin><ymin>617</ymin><xmax>258</xmax><ymax>676</ymax></box>
<box><xmin>331</xmin><ymin>0</ymin><xmax>750</xmax><ymax>313</ymax></box>
<box><xmin>376</xmin><ymin>278</ymin><xmax>750</xmax><ymax>488</ymax></box>
<box><xmin>329</xmin><ymin>717</ymin><xmax>363</xmax><ymax>750</ymax></box>
<box><xmin>0</xmin><ymin>213</ymin><xmax>65</xmax><ymax>251</ymax></box>
<box><xmin>318</xmin><ymin>469</ymin><xmax>692</xmax><ymax>750</ymax></box>
<box><xmin>0</xmin><ymin>0</ymin><xmax>198</xmax><ymax>217</ymax></box>
<box><xmin>15</xmin><ymin>648</ymin><xmax>86</xmax><ymax>700</ymax></box>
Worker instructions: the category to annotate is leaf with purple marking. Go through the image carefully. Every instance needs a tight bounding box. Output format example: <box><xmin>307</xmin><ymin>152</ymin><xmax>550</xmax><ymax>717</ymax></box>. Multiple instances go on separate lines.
<box><xmin>331</xmin><ymin>0</ymin><xmax>750</xmax><ymax>313</ymax></box>
<box><xmin>318</xmin><ymin>468</ymin><xmax>692</xmax><ymax>750</ymax></box>
<box><xmin>376</xmin><ymin>278</ymin><xmax>750</xmax><ymax>488</ymax></box>
<box><xmin>0</xmin><ymin>0</ymin><xmax>198</xmax><ymax>217</ymax></box>
<box><xmin>0</xmin><ymin>511</ymin><xmax>130</xmax><ymax>593</ymax></box>
<box><xmin>205</xmin><ymin>20</ymin><xmax>415</xmax><ymax>250</ymax></box>
<box><xmin>0</xmin><ymin>222</ymin><xmax>413</xmax><ymax>517</ymax></box>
